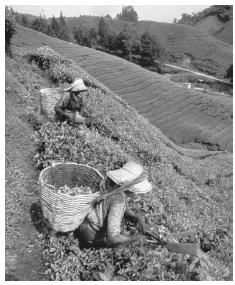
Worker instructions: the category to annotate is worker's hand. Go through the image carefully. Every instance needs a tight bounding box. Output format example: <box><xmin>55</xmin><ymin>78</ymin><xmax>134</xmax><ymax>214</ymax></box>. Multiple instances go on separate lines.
<box><xmin>133</xmin><ymin>234</ymin><xmax>148</xmax><ymax>245</ymax></box>
<box><xmin>73</xmin><ymin>112</ymin><xmax>86</xmax><ymax>124</ymax></box>
<box><xmin>64</xmin><ymin>110</ymin><xmax>74</xmax><ymax>122</ymax></box>
<box><xmin>138</xmin><ymin>218</ymin><xmax>147</xmax><ymax>234</ymax></box>
<box><xmin>84</xmin><ymin>117</ymin><xmax>93</xmax><ymax>127</ymax></box>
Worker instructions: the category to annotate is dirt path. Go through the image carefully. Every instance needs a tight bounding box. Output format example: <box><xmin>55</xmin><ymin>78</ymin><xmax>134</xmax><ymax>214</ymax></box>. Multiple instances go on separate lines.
<box><xmin>161</xmin><ymin>62</ymin><xmax>232</xmax><ymax>84</ymax></box>
<box><xmin>5</xmin><ymin>59</ymin><xmax>46</xmax><ymax>281</ymax></box>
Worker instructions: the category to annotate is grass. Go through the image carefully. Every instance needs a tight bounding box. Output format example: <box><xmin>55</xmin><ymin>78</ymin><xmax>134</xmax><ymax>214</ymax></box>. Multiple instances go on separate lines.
<box><xmin>5</xmin><ymin>39</ymin><xmax>233</xmax><ymax>281</ymax></box>
<box><xmin>13</xmin><ymin>25</ymin><xmax>233</xmax><ymax>152</ymax></box>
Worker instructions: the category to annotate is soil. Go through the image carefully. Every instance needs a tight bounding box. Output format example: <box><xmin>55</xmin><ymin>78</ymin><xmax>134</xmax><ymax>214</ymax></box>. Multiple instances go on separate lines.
<box><xmin>5</xmin><ymin>59</ymin><xmax>46</xmax><ymax>281</ymax></box>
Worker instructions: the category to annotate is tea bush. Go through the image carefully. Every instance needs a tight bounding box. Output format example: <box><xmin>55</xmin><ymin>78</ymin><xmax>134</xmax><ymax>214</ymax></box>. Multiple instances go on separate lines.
<box><xmin>25</xmin><ymin>46</ymin><xmax>232</xmax><ymax>281</ymax></box>
<box><xmin>43</xmin><ymin>232</ymin><xmax>203</xmax><ymax>281</ymax></box>
<box><xmin>5</xmin><ymin>6</ymin><xmax>16</xmax><ymax>56</ymax></box>
<box><xmin>24</xmin><ymin>46</ymin><xmax>72</xmax><ymax>70</ymax></box>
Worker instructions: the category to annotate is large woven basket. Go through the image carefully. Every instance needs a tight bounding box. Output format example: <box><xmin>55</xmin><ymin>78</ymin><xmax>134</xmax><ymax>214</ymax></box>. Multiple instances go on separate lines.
<box><xmin>39</xmin><ymin>162</ymin><xmax>104</xmax><ymax>232</ymax></box>
<box><xmin>39</xmin><ymin>88</ymin><xmax>64</xmax><ymax>119</ymax></box>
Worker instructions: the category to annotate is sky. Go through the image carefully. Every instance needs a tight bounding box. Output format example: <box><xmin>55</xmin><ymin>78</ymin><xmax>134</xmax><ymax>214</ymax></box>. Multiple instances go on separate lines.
<box><xmin>9</xmin><ymin>2</ymin><xmax>213</xmax><ymax>23</ymax></box>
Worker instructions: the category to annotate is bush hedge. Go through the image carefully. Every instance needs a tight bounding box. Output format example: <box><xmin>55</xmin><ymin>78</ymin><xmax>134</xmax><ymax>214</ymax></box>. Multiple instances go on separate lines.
<box><xmin>24</xmin><ymin>46</ymin><xmax>232</xmax><ymax>281</ymax></box>
<box><xmin>5</xmin><ymin>6</ymin><xmax>17</xmax><ymax>56</ymax></box>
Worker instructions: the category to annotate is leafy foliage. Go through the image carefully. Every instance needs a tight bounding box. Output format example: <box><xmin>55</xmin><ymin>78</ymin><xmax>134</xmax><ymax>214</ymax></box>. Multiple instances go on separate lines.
<box><xmin>22</xmin><ymin>46</ymin><xmax>232</xmax><ymax>281</ymax></box>
<box><xmin>175</xmin><ymin>5</ymin><xmax>233</xmax><ymax>25</ymax></box>
<box><xmin>74</xmin><ymin>27</ymin><xmax>98</xmax><ymax>48</ymax></box>
<box><xmin>5</xmin><ymin>6</ymin><xmax>17</xmax><ymax>56</ymax></box>
<box><xmin>116</xmin><ymin>6</ymin><xmax>138</xmax><ymax>22</ymax></box>
<box><xmin>24</xmin><ymin>46</ymin><xmax>72</xmax><ymax>71</ymax></box>
<box><xmin>225</xmin><ymin>64</ymin><xmax>233</xmax><ymax>83</ymax></box>
<box><xmin>32</xmin><ymin>15</ymin><xmax>48</xmax><ymax>34</ymax></box>
<box><xmin>140</xmin><ymin>30</ymin><xmax>167</xmax><ymax>67</ymax></box>
<box><xmin>97</xmin><ymin>17</ymin><xmax>113</xmax><ymax>49</ymax></box>
<box><xmin>29</xmin><ymin>11</ymin><xmax>70</xmax><ymax>41</ymax></box>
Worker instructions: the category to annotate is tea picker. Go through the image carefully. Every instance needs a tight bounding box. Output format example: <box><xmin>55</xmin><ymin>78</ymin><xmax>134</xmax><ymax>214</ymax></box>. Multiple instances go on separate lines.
<box><xmin>39</xmin><ymin>161</ymin><xmax>152</xmax><ymax>247</ymax></box>
<box><xmin>39</xmin><ymin>160</ymin><xmax>213</xmax><ymax>271</ymax></box>
<box><xmin>54</xmin><ymin>78</ymin><xmax>91</xmax><ymax>125</ymax></box>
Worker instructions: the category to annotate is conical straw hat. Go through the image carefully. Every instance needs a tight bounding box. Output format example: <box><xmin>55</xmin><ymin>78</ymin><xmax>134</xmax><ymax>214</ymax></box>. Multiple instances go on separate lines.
<box><xmin>107</xmin><ymin>161</ymin><xmax>152</xmax><ymax>194</ymax></box>
<box><xmin>64</xmin><ymin>78</ymin><xmax>88</xmax><ymax>92</ymax></box>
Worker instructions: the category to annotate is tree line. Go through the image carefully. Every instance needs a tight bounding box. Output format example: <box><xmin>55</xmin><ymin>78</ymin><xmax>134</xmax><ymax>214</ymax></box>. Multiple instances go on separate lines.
<box><xmin>16</xmin><ymin>11</ymin><xmax>70</xmax><ymax>41</ymax></box>
<box><xmin>73</xmin><ymin>16</ymin><xmax>168</xmax><ymax>72</ymax></box>
<box><xmin>14</xmin><ymin>6</ymin><xmax>168</xmax><ymax>72</ymax></box>
<box><xmin>173</xmin><ymin>5</ymin><xmax>232</xmax><ymax>26</ymax></box>
<box><xmin>6</xmin><ymin>6</ymin><xmax>233</xmax><ymax>82</ymax></box>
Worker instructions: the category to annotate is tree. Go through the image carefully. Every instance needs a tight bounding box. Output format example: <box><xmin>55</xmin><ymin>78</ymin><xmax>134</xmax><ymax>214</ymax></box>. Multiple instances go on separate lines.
<box><xmin>104</xmin><ymin>14</ymin><xmax>112</xmax><ymax>20</ymax></box>
<box><xmin>59</xmin><ymin>11</ymin><xmax>66</xmax><ymax>26</ymax></box>
<box><xmin>51</xmin><ymin>15</ymin><xmax>59</xmax><ymax>33</ymax></box>
<box><xmin>56</xmin><ymin>11</ymin><xmax>70</xmax><ymax>41</ymax></box>
<box><xmin>49</xmin><ymin>13</ymin><xmax>70</xmax><ymax>41</ymax></box>
<box><xmin>89</xmin><ymin>28</ymin><xmax>98</xmax><ymax>47</ymax></box>
<box><xmin>140</xmin><ymin>30</ymin><xmax>153</xmax><ymax>66</ymax></box>
<box><xmin>226</xmin><ymin>64</ymin><xmax>233</xmax><ymax>83</ymax></box>
<box><xmin>98</xmin><ymin>17</ymin><xmax>110</xmax><ymax>48</ymax></box>
<box><xmin>115</xmin><ymin>25</ymin><xmax>138</xmax><ymax>60</ymax></box>
<box><xmin>32</xmin><ymin>14</ymin><xmax>47</xmax><ymax>33</ymax></box>
<box><xmin>116</xmin><ymin>6</ymin><xmax>138</xmax><ymax>22</ymax></box>
<box><xmin>5</xmin><ymin>6</ymin><xmax>17</xmax><ymax>56</ymax></box>
<box><xmin>140</xmin><ymin>30</ymin><xmax>167</xmax><ymax>68</ymax></box>
<box><xmin>21</xmin><ymin>14</ymin><xmax>29</xmax><ymax>26</ymax></box>
<box><xmin>73</xmin><ymin>27</ymin><xmax>86</xmax><ymax>45</ymax></box>
<box><xmin>46</xmin><ymin>23</ymin><xmax>56</xmax><ymax>37</ymax></box>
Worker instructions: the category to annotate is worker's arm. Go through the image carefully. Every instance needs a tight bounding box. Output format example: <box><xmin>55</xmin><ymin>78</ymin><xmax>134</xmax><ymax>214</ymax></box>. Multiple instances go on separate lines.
<box><xmin>106</xmin><ymin>194</ymin><xmax>146</xmax><ymax>246</ymax></box>
<box><xmin>124</xmin><ymin>207</ymin><xmax>147</xmax><ymax>234</ymax></box>
<box><xmin>54</xmin><ymin>93</ymin><xmax>73</xmax><ymax>120</ymax></box>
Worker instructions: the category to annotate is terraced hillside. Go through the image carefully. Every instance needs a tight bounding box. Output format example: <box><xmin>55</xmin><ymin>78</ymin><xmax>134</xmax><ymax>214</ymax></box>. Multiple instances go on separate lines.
<box><xmin>13</xmin><ymin>25</ymin><xmax>233</xmax><ymax>152</ymax></box>
<box><xmin>65</xmin><ymin>16</ymin><xmax>232</xmax><ymax>77</ymax></box>
<box><xmin>7</xmin><ymin>35</ymin><xmax>233</xmax><ymax>281</ymax></box>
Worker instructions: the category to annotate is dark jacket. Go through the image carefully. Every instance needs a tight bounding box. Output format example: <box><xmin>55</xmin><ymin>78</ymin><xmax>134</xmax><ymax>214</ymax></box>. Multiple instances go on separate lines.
<box><xmin>54</xmin><ymin>93</ymin><xmax>83</xmax><ymax>121</ymax></box>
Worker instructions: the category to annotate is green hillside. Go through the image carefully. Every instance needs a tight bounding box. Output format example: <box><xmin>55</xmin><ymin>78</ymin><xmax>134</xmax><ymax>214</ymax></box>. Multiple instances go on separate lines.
<box><xmin>20</xmin><ymin>12</ymin><xmax>232</xmax><ymax>78</ymax></box>
<box><xmin>13</xmin><ymin>25</ymin><xmax>233</xmax><ymax>152</ymax></box>
<box><xmin>176</xmin><ymin>5</ymin><xmax>233</xmax><ymax>44</ymax></box>
<box><xmin>64</xmin><ymin>16</ymin><xmax>232</xmax><ymax>77</ymax></box>
<box><xmin>213</xmin><ymin>19</ymin><xmax>233</xmax><ymax>44</ymax></box>
<box><xmin>6</xmin><ymin>24</ymin><xmax>233</xmax><ymax>281</ymax></box>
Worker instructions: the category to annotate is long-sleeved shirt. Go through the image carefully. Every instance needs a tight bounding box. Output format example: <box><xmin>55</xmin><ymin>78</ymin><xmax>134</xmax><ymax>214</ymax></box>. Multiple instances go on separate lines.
<box><xmin>54</xmin><ymin>92</ymin><xmax>83</xmax><ymax>120</ymax></box>
<box><xmin>79</xmin><ymin>192</ymin><xmax>141</xmax><ymax>247</ymax></box>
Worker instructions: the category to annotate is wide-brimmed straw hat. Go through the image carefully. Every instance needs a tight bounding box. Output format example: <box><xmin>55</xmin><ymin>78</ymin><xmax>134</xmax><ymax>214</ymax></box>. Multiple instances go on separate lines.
<box><xmin>107</xmin><ymin>161</ymin><xmax>152</xmax><ymax>194</ymax></box>
<box><xmin>64</xmin><ymin>78</ymin><xmax>88</xmax><ymax>92</ymax></box>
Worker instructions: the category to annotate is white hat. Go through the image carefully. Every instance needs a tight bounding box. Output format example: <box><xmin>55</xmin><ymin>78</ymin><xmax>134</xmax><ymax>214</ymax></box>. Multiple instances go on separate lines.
<box><xmin>107</xmin><ymin>161</ymin><xmax>152</xmax><ymax>194</ymax></box>
<box><xmin>64</xmin><ymin>78</ymin><xmax>88</xmax><ymax>92</ymax></box>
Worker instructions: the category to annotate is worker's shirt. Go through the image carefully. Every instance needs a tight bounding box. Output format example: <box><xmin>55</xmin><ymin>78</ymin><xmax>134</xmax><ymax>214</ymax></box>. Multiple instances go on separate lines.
<box><xmin>54</xmin><ymin>93</ymin><xmax>82</xmax><ymax>119</ymax></box>
<box><xmin>79</xmin><ymin>192</ymin><xmax>133</xmax><ymax>246</ymax></box>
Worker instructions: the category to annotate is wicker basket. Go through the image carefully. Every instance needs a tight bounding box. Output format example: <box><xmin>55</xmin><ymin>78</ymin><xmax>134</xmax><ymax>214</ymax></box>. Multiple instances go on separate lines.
<box><xmin>39</xmin><ymin>162</ymin><xmax>104</xmax><ymax>232</ymax></box>
<box><xmin>39</xmin><ymin>88</ymin><xmax>64</xmax><ymax>119</ymax></box>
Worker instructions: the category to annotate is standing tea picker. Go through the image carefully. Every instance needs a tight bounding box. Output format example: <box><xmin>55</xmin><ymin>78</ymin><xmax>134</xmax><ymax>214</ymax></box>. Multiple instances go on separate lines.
<box><xmin>54</xmin><ymin>78</ymin><xmax>91</xmax><ymax>124</ymax></box>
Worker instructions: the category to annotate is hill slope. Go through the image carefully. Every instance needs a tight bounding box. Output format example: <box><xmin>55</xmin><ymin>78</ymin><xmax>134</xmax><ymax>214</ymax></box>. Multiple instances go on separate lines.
<box><xmin>176</xmin><ymin>5</ymin><xmax>233</xmax><ymax>44</ymax></box>
<box><xmin>194</xmin><ymin>16</ymin><xmax>233</xmax><ymax>44</ymax></box>
<box><xmin>20</xmin><ymin>13</ymin><xmax>232</xmax><ymax>77</ymax></box>
<box><xmin>64</xmin><ymin>16</ymin><xmax>232</xmax><ymax>77</ymax></box>
<box><xmin>13</xmin><ymin>25</ymin><xmax>233</xmax><ymax>152</ymax></box>
<box><xmin>7</xmin><ymin>28</ymin><xmax>233</xmax><ymax>281</ymax></box>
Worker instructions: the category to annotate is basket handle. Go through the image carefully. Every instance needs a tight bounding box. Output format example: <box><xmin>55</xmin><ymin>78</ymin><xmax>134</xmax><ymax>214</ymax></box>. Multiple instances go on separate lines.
<box><xmin>94</xmin><ymin>171</ymin><xmax>147</xmax><ymax>203</ymax></box>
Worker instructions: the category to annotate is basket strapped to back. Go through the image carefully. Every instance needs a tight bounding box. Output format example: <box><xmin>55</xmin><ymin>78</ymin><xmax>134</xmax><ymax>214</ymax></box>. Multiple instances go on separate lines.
<box><xmin>39</xmin><ymin>88</ymin><xmax>64</xmax><ymax>119</ymax></box>
<box><xmin>39</xmin><ymin>163</ymin><xmax>104</xmax><ymax>232</ymax></box>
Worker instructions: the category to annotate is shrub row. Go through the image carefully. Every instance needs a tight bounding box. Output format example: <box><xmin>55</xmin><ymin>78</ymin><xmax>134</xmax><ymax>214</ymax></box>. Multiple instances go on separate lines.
<box><xmin>25</xmin><ymin>46</ymin><xmax>231</xmax><ymax>280</ymax></box>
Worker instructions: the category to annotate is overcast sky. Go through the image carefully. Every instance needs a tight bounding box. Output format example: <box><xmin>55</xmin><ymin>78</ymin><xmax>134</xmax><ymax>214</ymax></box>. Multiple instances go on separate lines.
<box><xmin>11</xmin><ymin>4</ymin><xmax>211</xmax><ymax>23</ymax></box>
